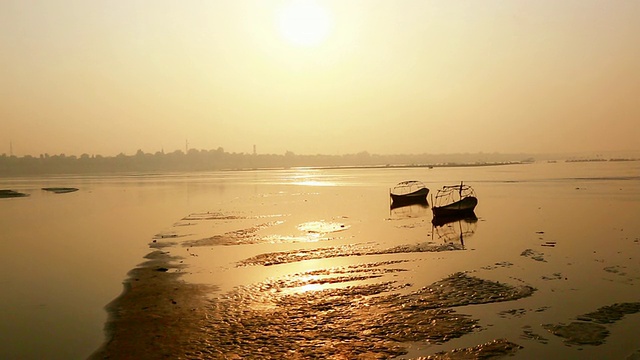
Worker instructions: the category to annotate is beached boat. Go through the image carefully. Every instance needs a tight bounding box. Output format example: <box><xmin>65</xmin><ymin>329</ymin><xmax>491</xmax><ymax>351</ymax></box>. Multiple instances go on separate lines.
<box><xmin>390</xmin><ymin>181</ymin><xmax>429</xmax><ymax>206</ymax></box>
<box><xmin>42</xmin><ymin>187</ymin><xmax>79</xmax><ymax>194</ymax></box>
<box><xmin>0</xmin><ymin>189</ymin><xmax>29</xmax><ymax>198</ymax></box>
<box><xmin>432</xmin><ymin>182</ymin><xmax>477</xmax><ymax>218</ymax></box>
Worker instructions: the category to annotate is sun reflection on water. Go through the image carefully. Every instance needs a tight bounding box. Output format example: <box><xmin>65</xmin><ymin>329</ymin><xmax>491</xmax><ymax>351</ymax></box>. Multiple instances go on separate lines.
<box><xmin>293</xmin><ymin>180</ymin><xmax>337</xmax><ymax>186</ymax></box>
<box><xmin>298</xmin><ymin>283</ymin><xmax>324</xmax><ymax>293</ymax></box>
<box><xmin>285</xmin><ymin>169</ymin><xmax>341</xmax><ymax>187</ymax></box>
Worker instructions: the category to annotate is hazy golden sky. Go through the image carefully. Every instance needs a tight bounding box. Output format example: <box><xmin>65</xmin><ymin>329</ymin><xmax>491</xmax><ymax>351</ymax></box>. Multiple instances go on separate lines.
<box><xmin>1</xmin><ymin>0</ymin><xmax>639</xmax><ymax>156</ymax></box>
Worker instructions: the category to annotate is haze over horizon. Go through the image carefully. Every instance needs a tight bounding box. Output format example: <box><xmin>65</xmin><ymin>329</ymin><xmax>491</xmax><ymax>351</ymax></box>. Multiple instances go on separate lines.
<box><xmin>2</xmin><ymin>1</ymin><xmax>639</xmax><ymax>158</ymax></box>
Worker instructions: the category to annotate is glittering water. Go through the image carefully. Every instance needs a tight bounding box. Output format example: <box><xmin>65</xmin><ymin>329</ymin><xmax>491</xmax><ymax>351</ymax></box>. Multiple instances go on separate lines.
<box><xmin>1</xmin><ymin>161</ymin><xmax>640</xmax><ymax>359</ymax></box>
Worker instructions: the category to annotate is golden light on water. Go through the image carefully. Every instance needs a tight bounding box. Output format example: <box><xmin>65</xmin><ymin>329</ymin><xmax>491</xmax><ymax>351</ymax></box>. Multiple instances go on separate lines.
<box><xmin>287</xmin><ymin>170</ymin><xmax>339</xmax><ymax>186</ymax></box>
<box><xmin>298</xmin><ymin>283</ymin><xmax>324</xmax><ymax>293</ymax></box>
<box><xmin>294</xmin><ymin>180</ymin><xmax>337</xmax><ymax>186</ymax></box>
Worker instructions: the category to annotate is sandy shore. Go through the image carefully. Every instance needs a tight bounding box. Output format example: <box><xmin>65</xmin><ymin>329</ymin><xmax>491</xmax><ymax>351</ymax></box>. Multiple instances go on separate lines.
<box><xmin>89</xmin><ymin>165</ymin><xmax>640</xmax><ymax>359</ymax></box>
<box><xmin>90</xmin><ymin>248</ymin><xmax>529</xmax><ymax>360</ymax></box>
<box><xmin>90</xmin><ymin>216</ymin><xmax>640</xmax><ymax>358</ymax></box>
<box><xmin>90</xmin><ymin>249</ymin><xmax>214</xmax><ymax>359</ymax></box>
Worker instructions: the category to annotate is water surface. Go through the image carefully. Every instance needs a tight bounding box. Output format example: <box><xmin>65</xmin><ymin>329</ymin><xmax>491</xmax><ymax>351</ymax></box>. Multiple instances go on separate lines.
<box><xmin>1</xmin><ymin>162</ymin><xmax>639</xmax><ymax>359</ymax></box>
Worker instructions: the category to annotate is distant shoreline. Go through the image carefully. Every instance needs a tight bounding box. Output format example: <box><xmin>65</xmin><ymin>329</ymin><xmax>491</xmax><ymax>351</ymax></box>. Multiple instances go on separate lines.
<box><xmin>2</xmin><ymin>158</ymin><xmax>639</xmax><ymax>179</ymax></box>
<box><xmin>252</xmin><ymin>161</ymin><xmax>528</xmax><ymax>171</ymax></box>
<box><xmin>0</xmin><ymin>161</ymin><xmax>527</xmax><ymax>179</ymax></box>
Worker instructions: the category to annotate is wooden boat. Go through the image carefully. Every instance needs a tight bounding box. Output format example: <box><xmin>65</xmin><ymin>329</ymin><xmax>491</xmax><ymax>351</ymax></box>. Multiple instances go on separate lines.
<box><xmin>42</xmin><ymin>187</ymin><xmax>79</xmax><ymax>194</ymax></box>
<box><xmin>390</xmin><ymin>180</ymin><xmax>429</xmax><ymax>206</ymax></box>
<box><xmin>432</xmin><ymin>182</ymin><xmax>477</xmax><ymax>218</ymax></box>
<box><xmin>0</xmin><ymin>189</ymin><xmax>29</xmax><ymax>198</ymax></box>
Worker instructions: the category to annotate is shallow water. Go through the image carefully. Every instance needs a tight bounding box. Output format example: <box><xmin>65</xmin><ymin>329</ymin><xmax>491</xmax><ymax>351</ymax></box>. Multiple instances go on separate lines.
<box><xmin>1</xmin><ymin>162</ymin><xmax>640</xmax><ymax>359</ymax></box>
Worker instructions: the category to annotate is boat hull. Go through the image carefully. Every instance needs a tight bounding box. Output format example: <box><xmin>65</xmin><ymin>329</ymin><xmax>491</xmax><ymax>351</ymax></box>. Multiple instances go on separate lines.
<box><xmin>42</xmin><ymin>187</ymin><xmax>79</xmax><ymax>194</ymax></box>
<box><xmin>390</xmin><ymin>187</ymin><xmax>429</xmax><ymax>206</ymax></box>
<box><xmin>432</xmin><ymin>196</ymin><xmax>478</xmax><ymax>218</ymax></box>
<box><xmin>390</xmin><ymin>187</ymin><xmax>429</xmax><ymax>200</ymax></box>
<box><xmin>0</xmin><ymin>189</ymin><xmax>29</xmax><ymax>198</ymax></box>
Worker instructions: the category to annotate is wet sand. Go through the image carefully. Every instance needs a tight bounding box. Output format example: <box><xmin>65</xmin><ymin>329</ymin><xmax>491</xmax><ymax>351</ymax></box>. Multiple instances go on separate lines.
<box><xmin>90</xmin><ymin>163</ymin><xmax>640</xmax><ymax>359</ymax></box>
<box><xmin>90</xmin><ymin>250</ymin><xmax>214</xmax><ymax>359</ymax></box>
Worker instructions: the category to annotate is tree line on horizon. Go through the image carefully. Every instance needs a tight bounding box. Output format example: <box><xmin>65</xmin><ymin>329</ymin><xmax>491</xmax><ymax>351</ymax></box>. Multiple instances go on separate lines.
<box><xmin>0</xmin><ymin>148</ymin><xmax>532</xmax><ymax>176</ymax></box>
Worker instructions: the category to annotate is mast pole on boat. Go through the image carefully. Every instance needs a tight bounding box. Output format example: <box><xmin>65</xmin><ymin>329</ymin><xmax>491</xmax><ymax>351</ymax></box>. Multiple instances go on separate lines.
<box><xmin>458</xmin><ymin>219</ymin><xmax>464</xmax><ymax>248</ymax></box>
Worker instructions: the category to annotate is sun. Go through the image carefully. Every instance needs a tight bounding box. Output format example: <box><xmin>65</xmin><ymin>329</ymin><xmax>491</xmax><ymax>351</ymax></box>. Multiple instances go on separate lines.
<box><xmin>276</xmin><ymin>0</ymin><xmax>334</xmax><ymax>47</ymax></box>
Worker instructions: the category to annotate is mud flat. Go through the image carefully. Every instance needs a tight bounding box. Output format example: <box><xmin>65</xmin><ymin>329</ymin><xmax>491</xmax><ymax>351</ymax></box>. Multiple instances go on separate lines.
<box><xmin>91</xmin><ymin>163</ymin><xmax>640</xmax><ymax>359</ymax></box>
<box><xmin>93</xmin><ymin>254</ymin><xmax>534</xmax><ymax>359</ymax></box>
<box><xmin>543</xmin><ymin>302</ymin><xmax>640</xmax><ymax>346</ymax></box>
<box><xmin>89</xmin><ymin>250</ymin><xmax>217</xmax><ymax>359</ymax></box>
<box><xmin>93</xmin><ymin>206</ymin><xmax>538</xmax><ymax>359</ymax></box>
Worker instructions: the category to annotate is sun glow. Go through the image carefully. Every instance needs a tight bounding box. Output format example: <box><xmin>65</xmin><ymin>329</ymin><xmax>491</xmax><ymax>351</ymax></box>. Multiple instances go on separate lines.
<box><xmin>276</xmin><ymin>0</ymin><xmax>334</xmax><ymax>47</ymax></box>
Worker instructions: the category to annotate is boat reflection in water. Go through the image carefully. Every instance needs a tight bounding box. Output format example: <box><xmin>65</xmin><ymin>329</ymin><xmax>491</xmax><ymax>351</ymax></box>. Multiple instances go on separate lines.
<box><xmin>390</xmin><ymin>200</ymin><xmax>430</xmax><ymax>219</ymax></box>
<box><xmin>431</xmin><ymin>213</ymin><xmax>478</xmax><ymax>248</ymax></box>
